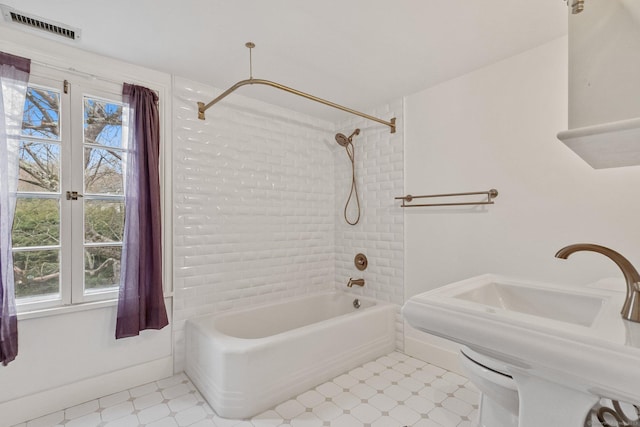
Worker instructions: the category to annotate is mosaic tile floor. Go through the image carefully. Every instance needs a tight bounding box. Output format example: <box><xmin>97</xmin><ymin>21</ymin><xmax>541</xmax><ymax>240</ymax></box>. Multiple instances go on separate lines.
<box><xmin>15</xmin><ymin>352</ymin><xmax>479</xmax><ymax>427</ymax></box>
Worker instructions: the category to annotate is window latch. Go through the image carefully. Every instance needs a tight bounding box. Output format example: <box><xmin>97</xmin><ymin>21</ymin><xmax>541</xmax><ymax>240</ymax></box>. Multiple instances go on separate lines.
<box><xmin>65</xmin><ymin>191</ymin><xmax>83</xmax><ymax>200</ymax></box>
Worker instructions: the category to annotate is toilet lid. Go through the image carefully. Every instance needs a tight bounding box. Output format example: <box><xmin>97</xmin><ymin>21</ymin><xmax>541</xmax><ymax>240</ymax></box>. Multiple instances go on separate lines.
<box><xmin>461</xmin><ymin>346</ymin><xmax>512</xmax><ymax>377</ymax></box>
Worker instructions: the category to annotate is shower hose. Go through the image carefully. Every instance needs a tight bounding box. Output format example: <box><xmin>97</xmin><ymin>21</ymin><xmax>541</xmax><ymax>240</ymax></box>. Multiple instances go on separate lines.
<box><xmin>343</xmin><ymin>141</ymin><xmax>360</xmax><ymax>225</ymax></box>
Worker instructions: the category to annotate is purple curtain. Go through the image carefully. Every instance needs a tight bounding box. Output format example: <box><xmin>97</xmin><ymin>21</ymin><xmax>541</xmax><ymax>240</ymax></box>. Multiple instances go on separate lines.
<box><xmin>116</xmin><ymin>83</ymin><xmax>168</xmax><ymax>339</ymax></box>
<box><xmin>0</xmin><ymin>52</ymin><xmax>30</xmax><ymax>365</ymax></box>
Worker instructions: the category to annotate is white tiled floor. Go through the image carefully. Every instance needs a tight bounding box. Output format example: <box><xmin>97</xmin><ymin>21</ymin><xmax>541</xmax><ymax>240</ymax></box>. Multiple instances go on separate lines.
<box><xmin>15</xmin><ymin>352</ymin><xmax>479</xmax><ymax>427</ymax></box>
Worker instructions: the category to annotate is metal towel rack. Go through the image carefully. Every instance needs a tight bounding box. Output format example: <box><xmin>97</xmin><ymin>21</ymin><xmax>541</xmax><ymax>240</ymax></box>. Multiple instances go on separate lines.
<box><xmin>395</xmin><ymin>189</ymin><xmax>499</xmax><ymax>208</ymax></box>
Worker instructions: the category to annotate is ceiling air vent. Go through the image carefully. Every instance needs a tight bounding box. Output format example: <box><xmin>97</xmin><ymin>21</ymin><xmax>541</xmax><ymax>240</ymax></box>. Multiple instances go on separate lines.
<box><xmin>1</xmin><ymin>5</ymin><xmax>81</xmax><ymax>41</ymax></box>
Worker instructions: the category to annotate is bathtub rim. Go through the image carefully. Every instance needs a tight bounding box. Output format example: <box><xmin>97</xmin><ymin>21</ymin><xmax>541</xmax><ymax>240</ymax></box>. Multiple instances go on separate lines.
<box><xmin>186</xmin><ymin>290</ymin><xmax>395</xmax><ymax>349</ymax></box>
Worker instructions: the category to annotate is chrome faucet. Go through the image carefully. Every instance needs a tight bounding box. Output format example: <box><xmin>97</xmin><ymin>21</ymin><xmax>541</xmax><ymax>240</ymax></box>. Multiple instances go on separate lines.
<box><xmin>555</xmin><ymin>243</ymin><xmax>640</xmax><ymax>323</ymax></box>
<box><xmin>347</xmin><ymin>278</ymin><xmax>365</xmax><ymax>287</ymax></box>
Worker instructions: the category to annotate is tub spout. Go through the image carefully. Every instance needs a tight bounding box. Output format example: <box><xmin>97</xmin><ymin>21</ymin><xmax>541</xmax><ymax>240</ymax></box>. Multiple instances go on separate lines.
<box><xmin>555</xmin><ymin>243</ymin><xmax>640</xmax><ymax>323</ymax></box>
<box><xmin>347</xmin><ymin>278</ymin><xmax>365</xmax><ymax>287</ymax></box>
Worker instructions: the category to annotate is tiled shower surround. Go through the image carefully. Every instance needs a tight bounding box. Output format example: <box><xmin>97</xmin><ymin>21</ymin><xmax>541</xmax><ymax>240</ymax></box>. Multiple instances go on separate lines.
<box><xmin>334</xmin><ymin>103</ymin><xmax>405</xmax><ymax>350</ymax></box>
<box><xmin>173</xmin><ymin>76</ymin><xmax>404</xmax><ymax>371</ymax></box>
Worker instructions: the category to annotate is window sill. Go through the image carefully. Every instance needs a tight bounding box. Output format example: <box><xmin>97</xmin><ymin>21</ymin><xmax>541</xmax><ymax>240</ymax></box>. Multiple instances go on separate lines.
<box><xmin>17</xmin><ymin>292</ymin><xmax>173</xmax><ymax>321</ymax></box>
<box><xmin>17</xmin><ymin>299</ymin><xmax>118</xmax><ymax>321</ymax></box>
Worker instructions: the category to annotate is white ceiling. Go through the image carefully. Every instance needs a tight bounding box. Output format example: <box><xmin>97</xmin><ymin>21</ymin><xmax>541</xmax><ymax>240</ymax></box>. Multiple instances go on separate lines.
<box><xmin>1</xmin><ymin>0</ymin><xmax>568</xmax><ymax>122</ymax></box>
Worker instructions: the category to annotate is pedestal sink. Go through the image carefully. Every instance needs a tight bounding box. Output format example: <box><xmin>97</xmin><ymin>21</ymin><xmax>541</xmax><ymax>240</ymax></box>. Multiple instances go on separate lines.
<box><xmin>402</xmin><ymin>274</ymin><xmax>640</xmax><ymax>427</ymax></box>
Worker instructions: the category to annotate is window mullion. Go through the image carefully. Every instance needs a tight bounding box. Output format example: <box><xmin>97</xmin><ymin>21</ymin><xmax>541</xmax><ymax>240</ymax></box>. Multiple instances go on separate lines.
<box><xmin>55</xmin><ymin>77</ymin><xmax>72</xmax><ymax>307</ymax></box>
<box><xmin>68</xmin><ymin>81</ymin><xmax>86</xmax><ymax>304</ymax></box>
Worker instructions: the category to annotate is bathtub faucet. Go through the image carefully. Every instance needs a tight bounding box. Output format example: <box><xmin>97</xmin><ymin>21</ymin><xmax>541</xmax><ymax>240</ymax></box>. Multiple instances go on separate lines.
<box><xmin>347</xmin><ymin>278</ymin><xmax>365</xmax><ymax>287</ymax></box>
<box><xmin>555</xmin><ymin>243</ymin><xmax>640</xmax><ymax>323</ymax></box>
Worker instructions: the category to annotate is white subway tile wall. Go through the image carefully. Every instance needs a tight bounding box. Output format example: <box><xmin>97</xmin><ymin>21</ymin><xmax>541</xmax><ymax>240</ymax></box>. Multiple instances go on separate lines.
<box><xmin>334</xmin><ymin>102</ymin><xmax>405</xmax><ymax>350</ymax></box>
<box><xmin>173</xmin><ymin>76</ymin><xmax>404</xmax><ymax>370</ymax></box>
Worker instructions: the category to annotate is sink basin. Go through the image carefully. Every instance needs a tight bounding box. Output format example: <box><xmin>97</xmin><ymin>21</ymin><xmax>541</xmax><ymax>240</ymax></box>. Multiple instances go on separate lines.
<box><xmin>455</xmin><ymin>281</ymin><xmax>604</xmax><ymax>326</ymax></box>
<box><xmin>402</xmin><ymin>274</ymin><xmax>640</xmax><ymax>410</ymax></box>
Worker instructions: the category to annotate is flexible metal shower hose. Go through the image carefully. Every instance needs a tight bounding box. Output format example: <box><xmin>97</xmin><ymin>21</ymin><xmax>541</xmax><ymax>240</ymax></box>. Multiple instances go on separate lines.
<box><xmin>343</xmin><ymin>141</ymin><xmax>360</xmax><ymax>225</ymax></box>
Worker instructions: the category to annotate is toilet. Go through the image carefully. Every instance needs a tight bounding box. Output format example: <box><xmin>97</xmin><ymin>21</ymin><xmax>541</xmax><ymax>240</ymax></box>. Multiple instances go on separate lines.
<box><xmin>459</xmin><ymin>346</ymin><xmax>519</xmax><ymax>427</ymax></box>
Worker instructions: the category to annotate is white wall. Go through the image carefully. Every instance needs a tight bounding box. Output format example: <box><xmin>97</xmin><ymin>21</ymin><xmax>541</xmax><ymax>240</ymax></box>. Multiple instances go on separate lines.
<box><xmin>1</xmin><ymin>305</ymin><xmax>173</xmax><ymax>425</ymax></box>
<box><xmin>404</xmin><ymin>36</ymin><xmax>640</xmax><ymax>365</ymax></box>
<box><xmin>0</xmin><ymin>27</ymin><xmax>174</xmax><ymax>426</ymax></box>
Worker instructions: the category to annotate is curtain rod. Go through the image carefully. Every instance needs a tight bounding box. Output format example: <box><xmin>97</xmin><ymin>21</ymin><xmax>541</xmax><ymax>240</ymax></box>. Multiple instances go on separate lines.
<box><xmin>197</xmin><ymin>78</ymin><xmax>397</xmax><ymax>134</ymax></box>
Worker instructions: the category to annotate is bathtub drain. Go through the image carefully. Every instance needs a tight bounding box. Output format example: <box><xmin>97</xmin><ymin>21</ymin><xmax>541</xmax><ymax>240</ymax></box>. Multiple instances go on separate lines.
<box><xmin>353</xmin><ymin>299</ymin><xmax>361</xmax><ymax>309</ymax></box>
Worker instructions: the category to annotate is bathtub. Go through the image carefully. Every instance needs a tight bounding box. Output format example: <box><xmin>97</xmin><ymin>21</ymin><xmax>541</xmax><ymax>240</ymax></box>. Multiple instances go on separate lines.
<box><xmin>185</xmin><ymin>291</ymin><xmax>396</xmax><ymax>418</ymax></box>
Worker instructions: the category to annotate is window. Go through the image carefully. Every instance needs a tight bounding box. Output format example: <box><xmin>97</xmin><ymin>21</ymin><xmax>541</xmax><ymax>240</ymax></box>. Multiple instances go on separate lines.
<box><xmin>12</xmin><ymin>70</ymin><xmax>127</xmax><ymax>311</ymax></box>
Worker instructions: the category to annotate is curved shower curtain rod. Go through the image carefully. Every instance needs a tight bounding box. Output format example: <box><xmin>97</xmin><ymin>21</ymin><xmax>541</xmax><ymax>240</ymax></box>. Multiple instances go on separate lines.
<box><xmin>197</xmin><ymin>78</ymin><xmax>396</xmax><ymax>134</ymax></box>
<box><xmin>196</xmin><ymin>43</ymin><xmax>396</xmax><ymax>134</ymax></box>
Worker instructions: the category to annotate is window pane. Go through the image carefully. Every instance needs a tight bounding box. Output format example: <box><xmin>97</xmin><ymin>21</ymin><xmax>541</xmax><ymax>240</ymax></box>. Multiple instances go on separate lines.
<box><xmin>18</xmin><ymin>141</ymin><xmax>60</xmax><ymax>192</ymax></box>
<box><xmin>84</xmin><ymin>148</ymin><xmax>123</xmax><ymax>194</ymax></box>
<box><xmin>85</xmin><ymin>200</ymin><xmax>125</xmax><ymax>243</ymax></box>
<box><xmin>14</xmin><ymin>249</ymin><xmax>60</xmax><ymax>300</ymax></box>
<box><xmin>22</xmin><ymin>87</ymin><xmax>60</xmax><ymax>140</ymax></box>
<box><xmin>84</xmin><ymin>98</ymin><xmax>123</xmax><ymax>149</ymax></box>
<box><xmin>85</xmin><ymin>246</ymin><xmax>121</xmax><ymax>292</ymax></box>
<box><xmin>12</xmin><ymin>198</ymin><xmax>60</xmax><ymax>247</ymax></box>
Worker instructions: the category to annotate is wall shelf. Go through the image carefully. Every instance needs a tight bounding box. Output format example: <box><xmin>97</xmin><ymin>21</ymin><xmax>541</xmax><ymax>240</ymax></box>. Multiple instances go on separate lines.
<box><xmin>557</xmin><ymin>117</ymin><xmax>640</xmax><ymax>169</ymax></box>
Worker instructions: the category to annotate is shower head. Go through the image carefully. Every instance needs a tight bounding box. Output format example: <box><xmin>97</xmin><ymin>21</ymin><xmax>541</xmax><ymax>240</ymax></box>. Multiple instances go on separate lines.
<box><xmin>335</xmin><ymin>133</ymin><xmax>350</xmax><ymax>147</ymax></box>
<box><xmin>335</xmin><ymin>128</ymin><xmax>360</xmax><ymax>147</ymax></box>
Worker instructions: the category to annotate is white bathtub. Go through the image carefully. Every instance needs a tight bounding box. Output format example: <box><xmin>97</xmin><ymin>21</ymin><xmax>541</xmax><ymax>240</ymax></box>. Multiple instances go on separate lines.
<box><xmin>185</xmin><ymin>291</ymin><xmax>396</xmax><ymax>418</ymax></box>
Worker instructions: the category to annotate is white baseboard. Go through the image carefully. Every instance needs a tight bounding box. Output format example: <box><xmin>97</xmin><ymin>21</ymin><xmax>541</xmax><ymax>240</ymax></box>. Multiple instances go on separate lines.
<box><xmin>1</xmin><ymin>356</ymin><xmax>173</xmax><ymax>426</ymax></box>
<box><xmin>404</xmin><ymin>336</ymin><xmax>464</xmax><ymax>376</ymax></box>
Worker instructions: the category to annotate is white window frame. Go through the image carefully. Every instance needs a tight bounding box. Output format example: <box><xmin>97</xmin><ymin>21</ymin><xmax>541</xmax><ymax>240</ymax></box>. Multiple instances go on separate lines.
<box><xmin>15</xmin><ymin>68</ymin><xmax>128</xmax><ymax>312</ymax></box>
